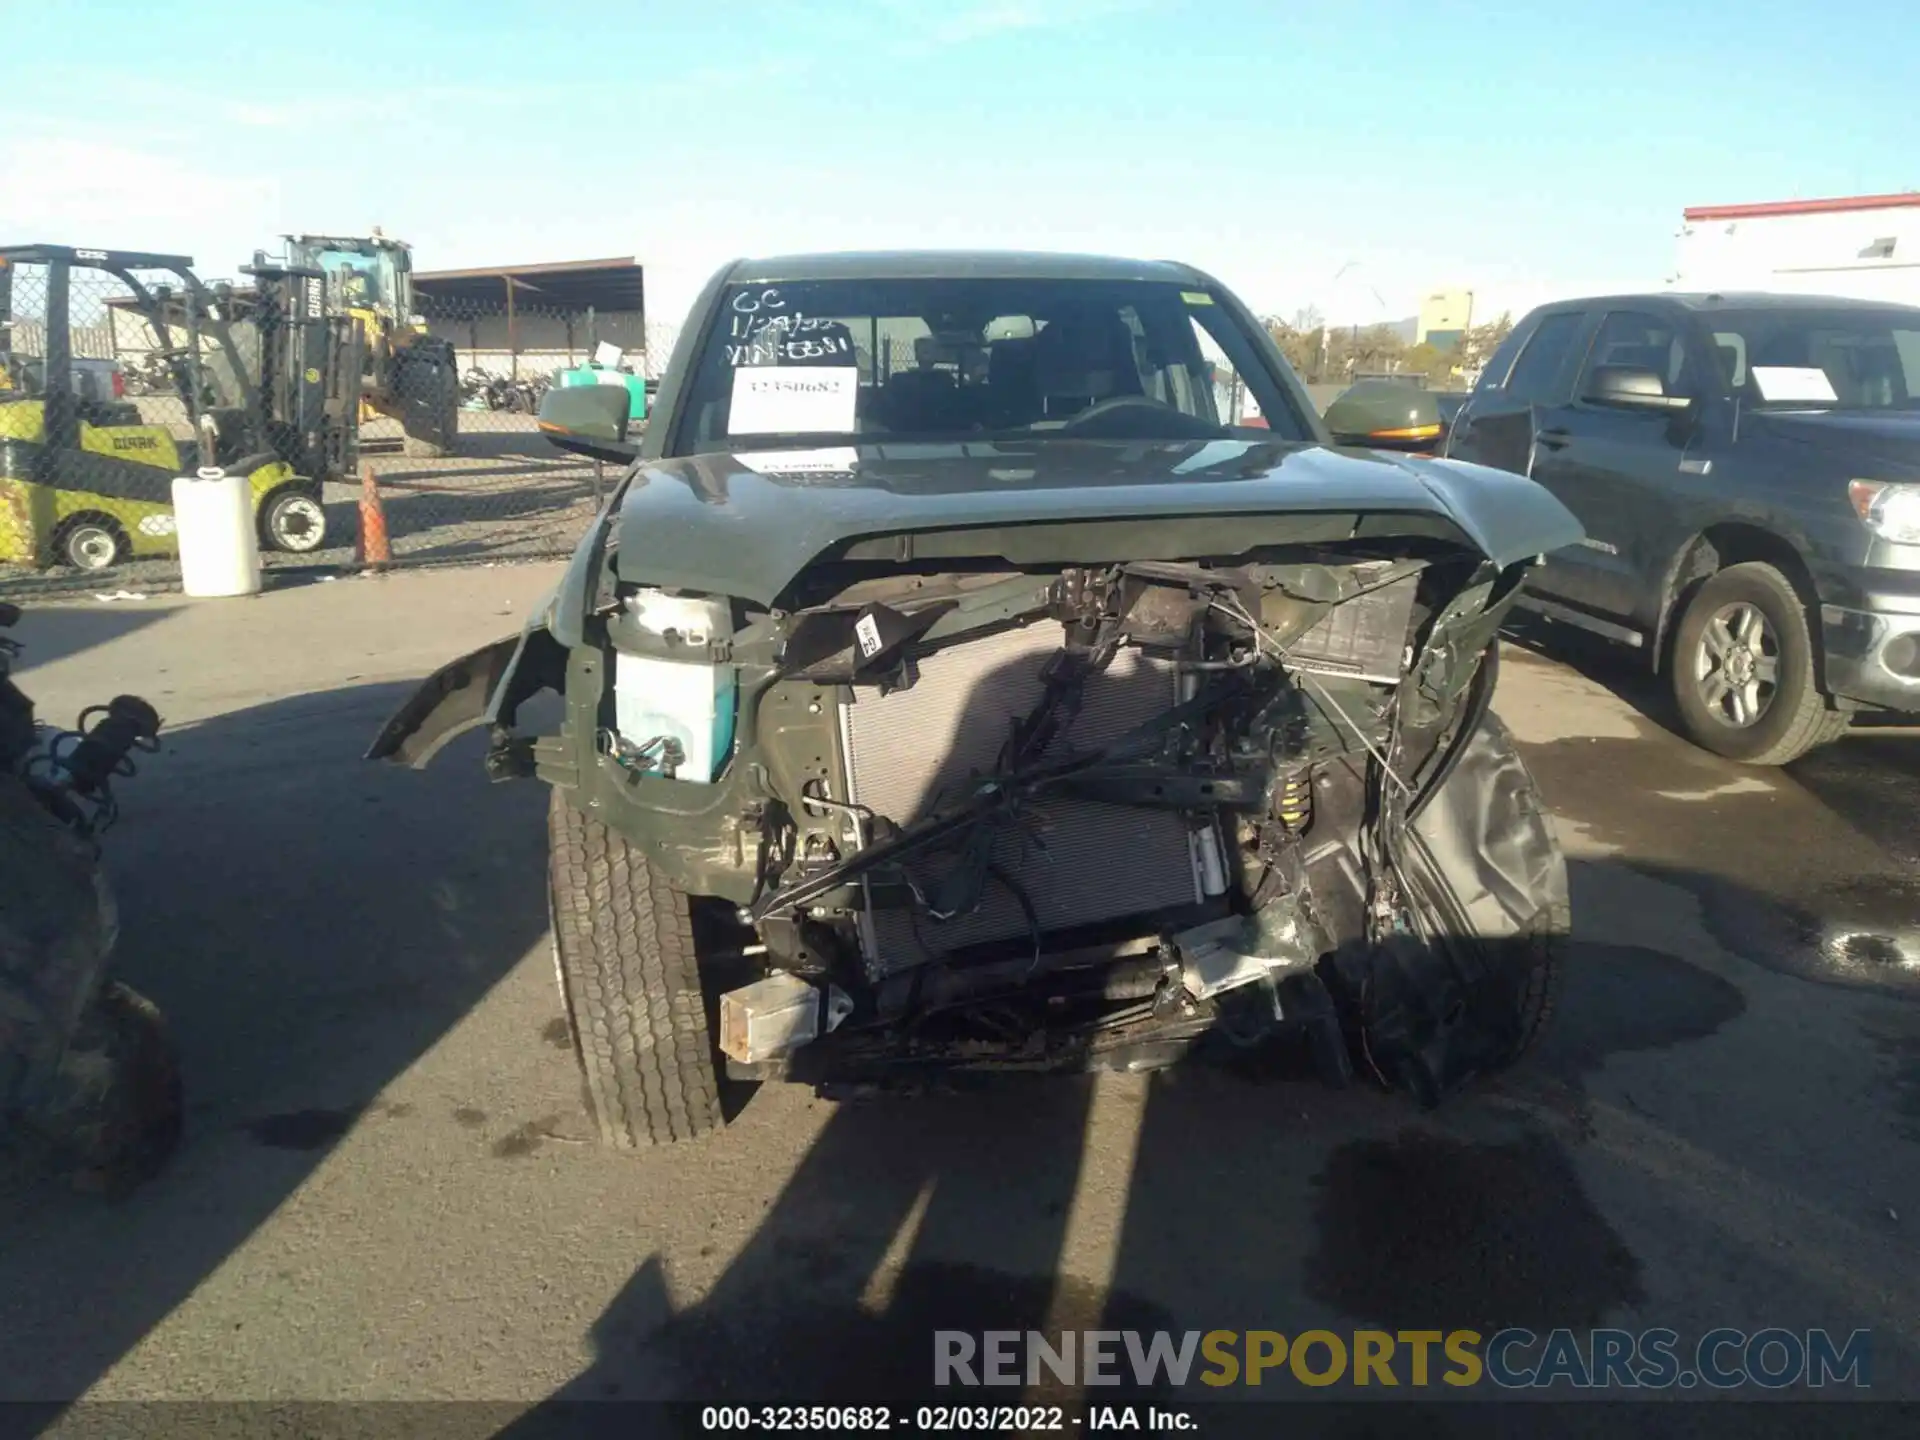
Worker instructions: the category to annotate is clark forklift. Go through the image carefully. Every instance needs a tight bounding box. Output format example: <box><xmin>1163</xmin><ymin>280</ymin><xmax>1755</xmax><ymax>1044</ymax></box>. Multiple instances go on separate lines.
<box><xmin>271</xmin><ymin>233</ymin><xmax>460</xmax><ymax>458</ymax></box>
<box><xmin>0</xmin><ymin>244</ymin><xmax>360</xmax><ymax>571</ymax></box>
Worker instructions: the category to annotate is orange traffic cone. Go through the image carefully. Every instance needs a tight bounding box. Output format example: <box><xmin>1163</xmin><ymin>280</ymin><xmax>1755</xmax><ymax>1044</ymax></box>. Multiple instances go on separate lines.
<box><xmin>356</xmin><ymin>465</ymin><xmax>392</xmax><ymax>571</ymax></box>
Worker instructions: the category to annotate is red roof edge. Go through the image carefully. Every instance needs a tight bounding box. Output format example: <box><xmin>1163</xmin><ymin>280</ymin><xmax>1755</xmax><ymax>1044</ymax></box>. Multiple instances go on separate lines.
<box><xmin>1684</xmin><ymin>192</ymin><xmax>1920</xmax><ymax>222</ymax></box>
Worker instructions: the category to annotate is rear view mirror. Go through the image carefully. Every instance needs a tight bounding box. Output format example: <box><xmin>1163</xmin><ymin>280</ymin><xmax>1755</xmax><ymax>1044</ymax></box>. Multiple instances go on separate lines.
<box><xmin>1585</xmin><ymin>365</ymin><xmax>1692</xmax><ymax>413</ymax></box>
<box><xmin>536</xmin><ymin>383</ymin><xmax>638</xmax><ymax>463</ymax></box>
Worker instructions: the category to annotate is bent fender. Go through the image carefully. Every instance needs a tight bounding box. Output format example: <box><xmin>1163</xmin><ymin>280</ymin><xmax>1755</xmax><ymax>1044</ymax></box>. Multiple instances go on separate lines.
<box><xmin>366</xmin><ymin>624</ymin><xmax>567</xmax><ymax>769</ymax></box>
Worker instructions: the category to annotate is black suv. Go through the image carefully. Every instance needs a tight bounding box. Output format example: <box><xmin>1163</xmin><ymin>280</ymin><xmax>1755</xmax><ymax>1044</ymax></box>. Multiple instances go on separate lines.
<box><xmin>1446</xmin><ymin>293</ymin><xmax>1920</xmax><ymax>764</ymax></box>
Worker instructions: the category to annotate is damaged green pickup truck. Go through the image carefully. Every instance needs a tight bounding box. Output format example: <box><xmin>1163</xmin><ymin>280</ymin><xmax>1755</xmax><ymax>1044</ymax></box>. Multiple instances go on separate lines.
<box><xmin>371</xmin><ymin>252</ymin><xmax>1584</xmax><ymax>1148</ymax></box>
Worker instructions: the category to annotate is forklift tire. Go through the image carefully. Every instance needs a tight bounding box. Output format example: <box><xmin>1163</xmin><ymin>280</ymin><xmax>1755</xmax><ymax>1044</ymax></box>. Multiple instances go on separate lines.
<box><xmin>56</xmin><ymin>515</ymin><xmax>128</xmax><ymax>572</ymax></box>
<box><xmin>259</xmin><ymin>483</ymin><xmax>329</xmax><ymax>554</ymax></box>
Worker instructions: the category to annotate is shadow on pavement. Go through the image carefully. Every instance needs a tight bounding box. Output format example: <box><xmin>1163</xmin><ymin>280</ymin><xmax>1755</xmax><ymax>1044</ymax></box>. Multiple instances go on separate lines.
<box><xmin>497</xmin><ymin>848</ymin><xmax>1916</xmax><ymax>1432</ymax></box>
<box><xmin>376</xmin><ymin>478</ymin><xmax>596</xmax><ymax>543</ymax></box>
<box><xmin>1504</xmin><ymin>621</ymin><xmax>1920</xmax><ymax>996</ymax></box>
<box><xmin>362</xmin><ymin>426</ymin><xmax>551</xmax><ymax>469</ymax></box>
<box><xmin>5</xmin><ymin>664</ymin><xmax>1916</xmax><ymax>1427</ymax></box>
<box><xmin>4</xmin><ymin>602</ymin><xmax>174</xmax><ymax>671</ymax></box>
<box><xmin>1788</xmin><ymin>731</ymin><xmax>1920</xmax><ymax>867</ymax></box>
<box><xmin>0</xmin><ymin>678</ymin><xmax>550</xmax><ymax>1402</ymax></box>
<box><xmin>1501</xmin><ymin>615</ymin><xmax>1676</xmax><ymax>730</ymax></box>
<box><xmin>1506</xmin><ymin>610</ymin><xmax>1919</xmax><ymax>751</ymax></box>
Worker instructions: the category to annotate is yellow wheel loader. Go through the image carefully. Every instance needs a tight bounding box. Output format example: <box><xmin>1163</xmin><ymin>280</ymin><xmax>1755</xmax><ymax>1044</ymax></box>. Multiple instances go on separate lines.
<box><xmin>272</xmin><ymin>233</ymin><xmax>460</xmax><ymax>458</ymax></box>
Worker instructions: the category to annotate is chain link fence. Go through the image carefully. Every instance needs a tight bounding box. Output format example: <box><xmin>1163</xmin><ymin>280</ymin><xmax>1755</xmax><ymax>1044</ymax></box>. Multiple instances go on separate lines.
<box><xmin>1</xmin><ymin>248</ymin><xmax>679</xmax><ymax>599</ymax></box>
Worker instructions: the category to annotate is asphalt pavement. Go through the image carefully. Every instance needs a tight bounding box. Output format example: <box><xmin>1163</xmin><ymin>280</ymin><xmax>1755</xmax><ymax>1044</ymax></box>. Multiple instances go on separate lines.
<box><xmin>1</xmin><ymin>567</ymin><xmax>1916</xmax><ymax>1424</ymax></box>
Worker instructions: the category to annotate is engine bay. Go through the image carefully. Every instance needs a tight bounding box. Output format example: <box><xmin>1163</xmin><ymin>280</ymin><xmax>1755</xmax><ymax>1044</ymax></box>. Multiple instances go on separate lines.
<box><xmin>667</xmin><ymin>542</ymin><xmax>1526</xmax><ymax>1098</ymax></box>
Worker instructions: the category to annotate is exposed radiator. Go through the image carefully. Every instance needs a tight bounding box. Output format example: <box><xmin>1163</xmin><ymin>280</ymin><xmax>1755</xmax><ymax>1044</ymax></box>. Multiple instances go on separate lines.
<box><xmin>838</xmin><ymin>620</ymin><xmax>1204</xmax><ymax>978</ymax></box>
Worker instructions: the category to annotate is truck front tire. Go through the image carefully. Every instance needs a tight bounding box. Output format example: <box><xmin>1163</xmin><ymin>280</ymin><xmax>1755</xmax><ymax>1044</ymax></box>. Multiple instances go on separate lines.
<box><xmin>1671</xmin><ymin>562</ymin><xmax>1849</xmax><ymax>765</ymax></box>
<box><xmin>547</xmin><ymin>789</ymin><xmax>724</xmax><ymax>1148</ymax></box>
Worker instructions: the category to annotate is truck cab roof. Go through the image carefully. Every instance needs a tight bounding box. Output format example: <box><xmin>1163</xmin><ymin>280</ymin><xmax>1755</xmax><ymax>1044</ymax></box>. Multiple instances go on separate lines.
<box><xmin>723</xmin><ymin>250</ymin><xmax>1216</xmax><ymax>287</ymax></box>
<box><xmin>1530</xmin><ymin>290</ymin><xmax>1920</xmax><ymax>317</ymax></box>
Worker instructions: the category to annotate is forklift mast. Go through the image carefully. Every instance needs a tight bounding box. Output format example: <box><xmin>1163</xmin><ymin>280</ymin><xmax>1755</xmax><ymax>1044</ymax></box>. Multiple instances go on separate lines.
<box><xmin>0</xmin><ymin>245</ymin><xmax>357</xmax><ymax>484</ymax></box>
<box><xmin>239</xmin><ymin>259</ymin><xmax>362</xmax><ymax>483</ymax></box>
<box><xmin>266</xmin><ymin>231</ymin><xmax>457</xmax><ymax>459</ymax></box>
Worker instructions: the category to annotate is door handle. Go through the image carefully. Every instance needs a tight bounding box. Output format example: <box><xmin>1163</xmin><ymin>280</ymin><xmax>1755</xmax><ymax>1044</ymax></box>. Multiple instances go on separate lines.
<box><xmin>1535</xmin><ymin>427</ymin><xmax>1572</xmax><ymax>450</ymax></box>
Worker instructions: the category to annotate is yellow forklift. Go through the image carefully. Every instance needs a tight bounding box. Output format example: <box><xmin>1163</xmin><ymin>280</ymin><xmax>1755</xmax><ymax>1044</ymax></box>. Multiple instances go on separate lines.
<box><xmin>0</xmin><ymin>244</ymin><xmax>359</xmax><ymax>571</ymax></box>
<box><xmin>270</xmin><ymin>232</ymin><xmax>460</xmax><ymax>458</ymax></box>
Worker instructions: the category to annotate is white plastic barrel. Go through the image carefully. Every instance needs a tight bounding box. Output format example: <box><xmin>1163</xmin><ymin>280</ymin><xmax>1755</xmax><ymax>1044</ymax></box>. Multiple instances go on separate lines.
<box><xmin>170</xmin><ymin>466</ymin><xmax>261</xmax><ymax>597</ymax></box>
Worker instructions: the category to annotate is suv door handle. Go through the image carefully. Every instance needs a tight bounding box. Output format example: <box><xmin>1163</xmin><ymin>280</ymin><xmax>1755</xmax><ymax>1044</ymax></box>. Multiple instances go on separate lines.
<box><xmin>1535</xmin><ymin>427</ymin><xmax>1572</xmax><ymax>449</ymax></box>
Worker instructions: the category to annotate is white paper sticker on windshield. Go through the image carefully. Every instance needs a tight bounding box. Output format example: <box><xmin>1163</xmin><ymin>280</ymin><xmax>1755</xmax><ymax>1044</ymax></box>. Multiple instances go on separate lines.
<box><xmin>1751</xmin><ymin>366</ymin><xmax>1837</xmax><ymax>403</ymax></box>
<box><xmin>734</xmin><ymin>447</ymin><xmax>859</xmax><ymax>475</ymax></box>
<box><xmin>728</xmin><ymin>366</ymin><xmax>858</xmax><ymax>435</ymax></box>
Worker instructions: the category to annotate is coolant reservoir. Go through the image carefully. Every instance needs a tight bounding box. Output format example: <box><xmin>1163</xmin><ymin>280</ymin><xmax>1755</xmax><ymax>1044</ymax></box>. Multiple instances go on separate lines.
<box><xmin>612</xmin><ymin>589</ymin><xmax>736</xmax><ymax>782</ymax></box>
<box><xmin>170</xmin><ymin>466</ymin><xmax>261</xmax><ymax>598</ymax></box>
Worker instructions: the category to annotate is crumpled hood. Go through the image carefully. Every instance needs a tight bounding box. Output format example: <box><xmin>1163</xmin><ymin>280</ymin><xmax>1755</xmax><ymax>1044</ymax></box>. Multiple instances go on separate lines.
<box><xmin>610</xmin><ymin>439</ymin><xmax>1583</xmax><ymax>605</ymax></box>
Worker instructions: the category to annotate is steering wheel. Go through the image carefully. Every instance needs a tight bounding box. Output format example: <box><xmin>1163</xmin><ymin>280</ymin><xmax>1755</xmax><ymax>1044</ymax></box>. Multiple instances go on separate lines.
<box><xmin>1058</xmin><ymin>395</ymin><xmax>1174</xmax><ymax>428</ymax></box>
<box><xmin>1056</xmin><ymin>394</ymin><xmax>1221</xmax><ymax>440</ymax></box>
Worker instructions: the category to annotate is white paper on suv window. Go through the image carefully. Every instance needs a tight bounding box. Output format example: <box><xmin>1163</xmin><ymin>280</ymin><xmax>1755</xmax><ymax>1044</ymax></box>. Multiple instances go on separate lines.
<box><xmin>728</xmin><ymin>366</ymin><xmax>858</xmax><ymax>434</ymax></box>
<box><xmin>1751</xmin><ymin>366</ymin><xmax>1837</xmax><ymax>403</ymax></box>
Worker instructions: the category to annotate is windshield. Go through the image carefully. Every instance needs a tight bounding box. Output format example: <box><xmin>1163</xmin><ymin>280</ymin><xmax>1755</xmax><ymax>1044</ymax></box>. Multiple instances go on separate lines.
<box><xmin>678</xmin><ymin>277</ymin><xmax>1304</xmax><ymax>453</ymax></box>
<box><xmin>1707</xmin><ymin>308</ymin><xmax>1920</xmax><ymax>411</ymax></box>
<box><xmin>301</xmin><ymin>247</ymin><xmax>396</xmax><ymax>312</ymax></box>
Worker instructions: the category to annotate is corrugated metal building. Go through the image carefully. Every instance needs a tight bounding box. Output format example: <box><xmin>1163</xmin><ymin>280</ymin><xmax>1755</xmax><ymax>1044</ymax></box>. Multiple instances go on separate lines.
<box><xmin>412</xmin><ymin>257</ymin><xmax>647</xmax><ymax>376</ymax></box>
<box><xmin>102</xmin><ymin>255</ymin><xmax>654</xmax><ymax>379</ymax></box>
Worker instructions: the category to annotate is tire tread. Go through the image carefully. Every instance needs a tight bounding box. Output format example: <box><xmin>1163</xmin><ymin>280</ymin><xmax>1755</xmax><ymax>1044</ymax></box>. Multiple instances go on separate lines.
<box><xmin>1500</xmin><ymin>915</ymin><xmax>1566</xmax><ymax>1069</ymax></box>
<box><xmin>547</xmin><ymin>789</ymin><xmax>722</xmax><ymax>1148</ymax></box>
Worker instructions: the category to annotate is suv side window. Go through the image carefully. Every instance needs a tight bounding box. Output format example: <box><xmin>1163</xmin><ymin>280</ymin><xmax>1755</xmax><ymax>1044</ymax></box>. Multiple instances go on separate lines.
<box><xmin>1579</xmin><ymin>309</ymin><xmax>1701</xmax><ymax>400</ymax></box>
<box><xmin>1503</xmin><ymin>311</ymin><xmax>1586</xmax><ymax>404</ymax></box>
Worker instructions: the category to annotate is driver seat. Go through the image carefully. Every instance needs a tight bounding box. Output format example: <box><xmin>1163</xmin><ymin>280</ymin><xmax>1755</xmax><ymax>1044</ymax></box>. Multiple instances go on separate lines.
<box><xmin>1031</xmin><ymin>312</ymin><xmax>1142</xmax><ymax>419</ymax></box>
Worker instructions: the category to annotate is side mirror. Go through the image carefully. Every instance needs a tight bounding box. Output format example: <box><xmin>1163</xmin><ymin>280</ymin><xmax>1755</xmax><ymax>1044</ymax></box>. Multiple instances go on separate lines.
<box><xmin>536</xmin><ymin>383</ymin><xmax>638</xmax><ymax>463</ymax></box>
<box><xmin>1584</xmin><ymin>365</ymin><xmax>1692</xmax><ymax>413</ymax></box>
<box><xmin>1323</xmin><ymin>380</ymin><xmax>1447</xmax><ymax>453</ymax></box>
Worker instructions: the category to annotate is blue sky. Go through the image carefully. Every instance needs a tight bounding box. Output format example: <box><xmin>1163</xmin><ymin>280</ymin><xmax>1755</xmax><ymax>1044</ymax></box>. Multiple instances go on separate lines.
<box><xmin>7</xmin><ymin>0</ymin><xmax>1914</xmax><ymax>327</ymax></box>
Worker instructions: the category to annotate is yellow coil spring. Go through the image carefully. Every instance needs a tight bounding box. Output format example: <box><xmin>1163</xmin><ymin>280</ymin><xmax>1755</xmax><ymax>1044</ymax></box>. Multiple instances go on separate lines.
<box><xmin>1276</xmin><ymin>767</ymin><xmax>1313</xmax><ymax>831</ymax></box>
